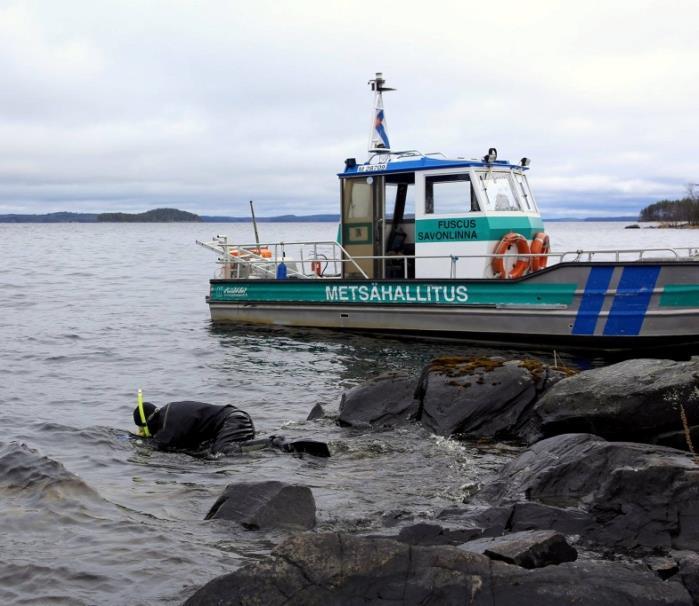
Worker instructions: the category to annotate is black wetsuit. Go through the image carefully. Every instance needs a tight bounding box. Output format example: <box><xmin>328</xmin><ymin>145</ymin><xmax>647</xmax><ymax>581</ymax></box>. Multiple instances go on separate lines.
<box><xmin>147</xmin><ymin>401</ymin><xmax>255</xmax><ymax>454</ymax></box>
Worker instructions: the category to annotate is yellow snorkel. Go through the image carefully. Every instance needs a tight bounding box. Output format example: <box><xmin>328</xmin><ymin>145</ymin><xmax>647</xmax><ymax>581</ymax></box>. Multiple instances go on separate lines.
<box><xmin>137</xmin><ymin>388</ymin><xmax>151</xmax><ymax>438</ymax></box>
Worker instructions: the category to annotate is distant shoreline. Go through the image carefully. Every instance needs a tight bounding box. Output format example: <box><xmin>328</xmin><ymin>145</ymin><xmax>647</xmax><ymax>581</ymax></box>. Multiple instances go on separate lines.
<box><xmin>0</xmin><ymin>210</ymin><xmax>639</xmax><ymax>224</ymax></box>
<box><xmin>0</xmin><ymin>209</ymin><xmax>341</xmax><ymax>223</ymax></box>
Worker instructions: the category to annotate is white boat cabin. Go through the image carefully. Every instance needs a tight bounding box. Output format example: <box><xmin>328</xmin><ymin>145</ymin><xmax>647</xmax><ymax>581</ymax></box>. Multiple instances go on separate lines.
<box><xmin>339</xmin><ymin>151</ymin><xmax>544</xmax><ymax>280</ymax></box>
<box><xmin>337</xmin><ymin>72</ymin><xmax>545</xmax><ymax>281</ymax></box>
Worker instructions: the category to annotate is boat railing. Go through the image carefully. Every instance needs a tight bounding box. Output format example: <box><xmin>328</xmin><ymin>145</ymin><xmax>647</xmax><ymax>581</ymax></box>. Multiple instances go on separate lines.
<box><xmin>198</xmin><ymin>238</ymin><xmax>699</xmax><ymax>280</ymax></box>
<box><xmin>558</xmin><ymin>247</ymin><xmax>692</xmax><ymax>263</ymax></box>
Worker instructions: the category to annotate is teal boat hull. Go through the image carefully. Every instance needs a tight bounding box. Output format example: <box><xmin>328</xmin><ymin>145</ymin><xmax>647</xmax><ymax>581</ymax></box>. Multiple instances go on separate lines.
<box><xmin>207</xmin><ymin>261</ymin><xmax>699</xmax><ymax>349</ymax></box>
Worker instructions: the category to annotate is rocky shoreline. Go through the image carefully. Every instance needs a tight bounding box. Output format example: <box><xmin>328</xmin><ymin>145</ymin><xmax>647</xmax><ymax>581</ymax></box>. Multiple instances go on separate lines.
<box><xmin>183</xmin><ymin>356</ymin><xmax>699</xmax><ymax>605</ymax></box>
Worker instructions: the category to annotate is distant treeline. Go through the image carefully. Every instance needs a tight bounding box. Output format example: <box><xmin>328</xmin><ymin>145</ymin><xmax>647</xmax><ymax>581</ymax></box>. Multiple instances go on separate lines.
<box><xmin>640</xmin><ymin>196</ymin><xmax>699</xmax><ymax>225</ymax></box>
<box><xmin>639</xmin><ymin>184</ymin><xmax>698</xmax><ymax>224</ymax></box>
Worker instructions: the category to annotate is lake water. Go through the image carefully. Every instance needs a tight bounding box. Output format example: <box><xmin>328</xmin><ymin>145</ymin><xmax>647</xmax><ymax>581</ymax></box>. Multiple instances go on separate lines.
<box><xmin>1</xmin><ymin>221</ymin><xmax>697</xmax><ymax>605</ymax></box>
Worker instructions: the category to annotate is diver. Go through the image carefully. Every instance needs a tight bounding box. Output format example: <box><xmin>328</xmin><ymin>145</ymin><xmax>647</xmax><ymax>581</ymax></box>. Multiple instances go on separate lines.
<box><xmin>133</xmin><ymin>399</ymin><xmax>255</xmax><ymax>455</ymax></box>
<box><xmin>133</xmin><ymin>392</ymin><xmax>330</xmax><ymax>457</ymax></box>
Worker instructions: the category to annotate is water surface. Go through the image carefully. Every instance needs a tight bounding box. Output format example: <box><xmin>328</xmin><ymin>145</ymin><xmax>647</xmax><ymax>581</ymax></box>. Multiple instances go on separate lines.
<box><xmin>1</xmin><ymin>221</ymin><xmax>696</xmax><ymax>604</ymax></box>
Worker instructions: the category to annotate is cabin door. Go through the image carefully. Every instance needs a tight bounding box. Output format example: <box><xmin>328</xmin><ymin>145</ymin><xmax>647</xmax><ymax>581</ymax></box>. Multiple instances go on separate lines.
<box><xmin>341</xmin><ymin>176</ymin><xmax>384</xmax><ymax>278</ymax></box>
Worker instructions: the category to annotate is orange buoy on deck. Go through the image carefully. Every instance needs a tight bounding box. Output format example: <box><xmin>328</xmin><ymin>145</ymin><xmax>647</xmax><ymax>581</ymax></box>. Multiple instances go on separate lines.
<box><xmin>491</xmin><ymin>233</ymin><xmax>531</xmax><ymax>279</ymax></box>
<box><xmin>530</xmin><ymin>232</ymin><xmax>550</xmax><ymax>271</ymax></box>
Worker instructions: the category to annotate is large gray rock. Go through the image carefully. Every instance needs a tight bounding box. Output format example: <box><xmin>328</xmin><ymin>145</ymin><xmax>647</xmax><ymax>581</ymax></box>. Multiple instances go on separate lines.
<box><xmin>205</xmin><ymin>481</ymin><xmax>316</xmax><ymax>530</ymax></box>
<box><xmin>414</xmin><ymin>356</ymin><xmax>570</xmax><ymax>437</ymax></box>
<box><xmin>519</xmin><ymin>358</ymin><xmax>699</xmax><ymax>449</ymax></box>
<box><xmin>479</xmin><ymin>433</ymin><xmax>699</xmax><ymax>552</ymax></box>
<box><xmin>183</xmin><ymin>533</ymin><xmax>692</xmax><ymax>606</ymax></box>
<box><xmin>459</xmin><ymin>529</ymin><xmax>577</xmax><ymax>569</ymax></box>
<box><xmin>338</xmin><ymin>372</ymin><xmax>419</xmax><ymax>428</ymax></box>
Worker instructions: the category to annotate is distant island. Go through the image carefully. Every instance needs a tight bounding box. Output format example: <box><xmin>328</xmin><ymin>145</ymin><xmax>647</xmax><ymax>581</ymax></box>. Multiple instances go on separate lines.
<box><xmin>0</xmin><ymin>208</ymin><xmax>199</xmax><ymax>223</ymax></box>
<box><xmin>98</xmin><ymin>208</ymin><xmax>200</xmax><ymax>222</ymax></box>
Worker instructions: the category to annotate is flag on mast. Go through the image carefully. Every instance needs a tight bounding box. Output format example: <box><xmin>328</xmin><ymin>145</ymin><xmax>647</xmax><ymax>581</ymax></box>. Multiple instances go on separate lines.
<box><xmin>368</xmin><ymin>72</ymin><xmax>394</xmax><ymax>153</ymax></box>
<box><xmin>370</xmin><ymin>97</ymin><xmax>390</xmax><ymax>151</ymax></box>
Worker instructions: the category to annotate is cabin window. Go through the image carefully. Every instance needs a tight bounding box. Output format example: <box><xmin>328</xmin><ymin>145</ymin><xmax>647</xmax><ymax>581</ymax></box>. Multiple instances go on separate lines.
<box><xmin>479</xmin><ymin>173</ymin><xmax>521</xmax><ymax>211</ymax></box>
<box><xmin>424</xmin><ymin>174</ymin><xmax>480</xmax><ymax>215</ymax></box>
<box><xmin>344</xmin><ymin>179</ymin><xmax>373</xmax><ymax>219</ymax></box>
<box><xmin>513</xmin><ymin>172</ymin><xmax>536</xmax><ymax>211</ymax></box>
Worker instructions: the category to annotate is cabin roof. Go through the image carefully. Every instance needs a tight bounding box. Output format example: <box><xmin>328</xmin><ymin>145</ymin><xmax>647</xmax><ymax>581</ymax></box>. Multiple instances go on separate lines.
<box><xmin>338</xmin><ymin>154</ymin><xmax>527</xmax><ymax>178</ymax></box>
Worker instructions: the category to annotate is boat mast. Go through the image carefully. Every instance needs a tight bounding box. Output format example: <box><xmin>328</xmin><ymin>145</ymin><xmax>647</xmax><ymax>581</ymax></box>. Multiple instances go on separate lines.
<box><xmin>368</xmin><ymin>72</ymin><xmax>395</xmax><ymax>157</ymax></box>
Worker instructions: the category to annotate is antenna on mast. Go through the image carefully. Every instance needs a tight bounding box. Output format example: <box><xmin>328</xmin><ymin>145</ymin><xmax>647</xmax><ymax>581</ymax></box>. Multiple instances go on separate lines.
<box><xmin>368</xmin><ymin>72</ymin><xmax>395</xmax><ymax>155</ymax></box>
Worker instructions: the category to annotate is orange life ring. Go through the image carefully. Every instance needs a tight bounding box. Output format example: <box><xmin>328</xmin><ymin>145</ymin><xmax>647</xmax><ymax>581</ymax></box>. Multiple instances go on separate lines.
<box><xmin>492</xmin><ymin>232</ymin><xmax>531</xmax><ymax>279</ymax></box>
<box><xmin>230</xmin><ymin>247</ymin><xmax>272</xmax><ymax>258</ymax></box>
<box><xmin>310</xmin><ymin>260</ymin><xmax>322</xmax><ymax>276</ymax></box>
<box><xmin>530</xmin><ymin>232</ymin><xmax>550</xmax><ymax>271</ymax></box>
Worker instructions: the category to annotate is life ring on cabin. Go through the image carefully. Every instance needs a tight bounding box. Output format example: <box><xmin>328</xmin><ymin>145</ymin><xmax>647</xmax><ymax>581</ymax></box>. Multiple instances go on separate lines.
<box><xmin>310</xmin><ymin>260</ymin><xmax>323</xmax><ymax>276</ymax></box>
<box><xmin>492</xmin><ymin>233</ymin><xmax>531</xmax><ymax>279</ymax></box>
<box><xmin>530</xmin><ymin>232</ymin><xmax>550</xmax><ymax>271</ymax></box>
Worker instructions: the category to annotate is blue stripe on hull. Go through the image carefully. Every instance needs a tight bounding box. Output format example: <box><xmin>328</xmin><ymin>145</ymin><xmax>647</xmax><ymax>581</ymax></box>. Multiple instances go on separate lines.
<box><xmin>572</xmin><ymin>267</ymin><xmax>614</xmax><ymax>335</ymax></box>
<box><xmin>603</xmin><ymin>266</ymin><xmax>660</xmax><ymax>336</ymax></box>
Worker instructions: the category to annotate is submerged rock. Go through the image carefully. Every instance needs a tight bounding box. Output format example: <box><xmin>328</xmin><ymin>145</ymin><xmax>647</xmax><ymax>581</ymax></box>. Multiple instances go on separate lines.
<box><xmin>459</xmin><ymin>529</ymin><xmax>577</xmax><ymax>569</ymax></box>
<box><xmin>183</xmin><ymin>533</ymin><xmax>692</xmax><ymax>606</ymax></box>
<box><xmin>205</xmin><ymin>481</ymin><xmax>316</xmax><ymax>530</ymax></box>
<box><xmin>518</xmin><ymin>358</ymin><xmax>699</xmax><ymax>449</ymax></box>
<box><xmin>338</xmin><ymin>372</ymin><xmax>419</xmax><ymax>428</ymax></box>
<box><xmin>413</xmin><ymin>356</ymin><xmax>571</xmax><ymax>438</ymax></box>
<box><xmin>479</xmin><ymin>433</ymin><xmax>699</xmax><ymax>552</ymax></box>
<box><xmin>0</xmin><ymin>441</ymin><xmax>105</xmax><ymax>507</ymax></box>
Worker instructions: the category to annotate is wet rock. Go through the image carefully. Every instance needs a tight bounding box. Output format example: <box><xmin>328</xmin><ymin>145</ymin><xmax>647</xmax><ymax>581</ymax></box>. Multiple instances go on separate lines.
<box><xmin>414</xmin><ymin>356</ymin><xmax>570</xmax><ymax>438</ymax></box>
<box><xmin>183</xmin><ymin>533</ymin><xmax>693</xmax><ymax>606</ymax></box>
<box><xmin>490</xmin><ymin>560</ymin><xmax>691</xmax><ymax>606</ymax></box>
<box><xmin>338</xmin><ymin>372</ymin><xmax>419</xmax><ymax>428</ymax></box>
<box><xmin>479</xmin><ymin>433</ymin><xmax>699</xmax><ymax>552</ymax></box>
<box><xmin>306</xmin><ymin>403</ymin><xmax>326</xmax><ymax>421</ymax></box>
<box><xmin>459</xmin><ymin>529</ymin><xmax>577</xmax><ymax>569</ymax></box>
<box><xmin>645</xmin><ymin>556</ymin><xmax>680</xmax><ymax>580</ymax></box>
<box><xmin>0</xmin><ymin>441</ymin><xmax>105</xmax><ymax>507</ymax></box>
<box><xmin>508</xmin><ymin>502</ymin><xmax>593</xmax><ymax>535</ymax></box>
<box><xmin>437</xmin><ymin>505</ymin><xmax>512</xmax><ymax>537</ymax></box>
<box><xmin>205</xmin><ymin>481</ymin><xmax>316</xmax><ymax>530</ymax></box>
<box><xmin>519</xmin><ymin>358</ymin><xmax>699</xmax><ymax>449</ymax></box>
<box><xmin>439</xmin><ymin>502</ymin><xmax>593</xmax><ymax>537</ymax></box>
<box><xmin>395</xmin><ymin>522</ymin><xmax>482</xmax><ymax>546</ymax></box>
<box><xmin>380</xmin><ymin>509</ymin><xmax>414</xmax><ymax>528</ymax></box>
<box><xmin>673</xmin><ymin>551</ymin><xmax>699</xmax><ymax>603</ymax></box>
<box><xmin>184</xmin><ymin>533</ymin><xmax>493</xmax><ymax>606</ymax></box>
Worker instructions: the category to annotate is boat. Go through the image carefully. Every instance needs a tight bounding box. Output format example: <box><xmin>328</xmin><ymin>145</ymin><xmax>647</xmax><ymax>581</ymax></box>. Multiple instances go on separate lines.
<box><xmin>197</xmin><ymin>73</ymin><xmax>699</xmax><ymax>351</ymax></box>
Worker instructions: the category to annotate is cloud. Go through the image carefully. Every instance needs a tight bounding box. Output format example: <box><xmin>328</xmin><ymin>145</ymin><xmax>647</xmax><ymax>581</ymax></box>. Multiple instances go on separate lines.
<box><xmin>0</xmin><ymin>0</ymin><xmax>697</xmax><ymax>216</ymax></box>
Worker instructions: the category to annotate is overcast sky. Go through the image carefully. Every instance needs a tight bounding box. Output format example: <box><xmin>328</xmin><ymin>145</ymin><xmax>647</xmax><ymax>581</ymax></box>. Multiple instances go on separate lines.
<box><xmin>0</xmin><ymin>0</ymin><xmax>697</xmax><ymax>217</ymax></box>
